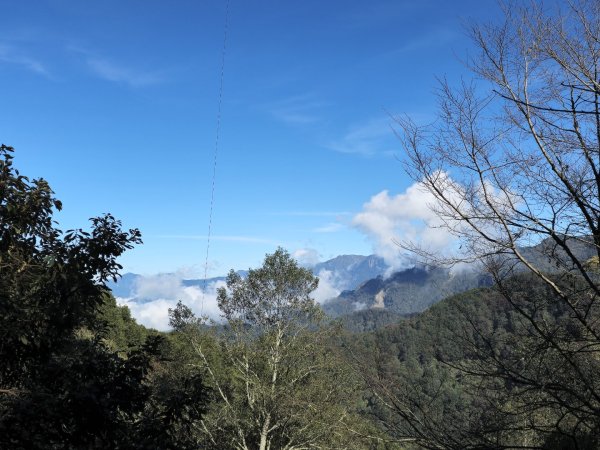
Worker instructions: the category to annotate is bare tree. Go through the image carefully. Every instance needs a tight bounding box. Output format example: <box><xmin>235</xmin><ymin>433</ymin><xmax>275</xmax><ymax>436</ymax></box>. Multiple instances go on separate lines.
<box><xmin>367</xmin><ymin>0</ymin><xmax>600</xmax><ymax>447</ymax></box>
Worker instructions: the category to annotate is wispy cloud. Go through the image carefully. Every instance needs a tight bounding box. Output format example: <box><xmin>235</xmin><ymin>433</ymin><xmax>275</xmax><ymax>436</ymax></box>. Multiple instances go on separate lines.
<box><xmin>270</xmin><ymin>211</ymin><xmax>350</xmax><ymax>217</ymax></box>
<box><xmin>327</xmin><ymin>117</ymin><xmax>398</xmax><ymax>157</ymax></box>
<box><xmin>152</xmin><ymin>234</ymin><xmax>278</xmax><ymax>244</ymax></box>
<box><xmin>385</xmin><ymin>28</ymin><xmax>456</xmax><ymax>56</ymax></box>
<box><xmin>86</xmin><ymin>57</ymin><xmax>163</xmax><ymax>87</ymax></box>
<box><xmin>0</xmin><ymin>43</ymin><xmax>49</xmax><ymax>76</ymax></box>
<box><xmin>340</xmin><ymin>1</ymin><xmax>427</xmax><ymax>29</ymax></box>
<box><xmin>263</xmin><ymin>94</ymin><xmax>328</xmax><ymax>125</ymax></box>
<box><xmin>313</xmin><ymin>222</ymin><xmax>343</xmax><ymax>233</ymax></box>
<box><xmin>69</xmin><ymin>46</ymin><xmax>163</xmax><ymax>87</ymax></box>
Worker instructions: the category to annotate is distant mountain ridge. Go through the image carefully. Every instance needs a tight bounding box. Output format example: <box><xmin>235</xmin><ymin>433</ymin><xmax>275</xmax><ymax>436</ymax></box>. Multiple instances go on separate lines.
<box><xmin>109</xmin><ymin>237</ymin><xmax>597</xmax><ymax>329</ymax></box>
<box><xmin>328</xmin><ymin>236</ymin><xmax>598</xmax><ymax>328</ymax></box>
<box><xmin>108</xmin><ymin>254</ymin><xmax>388</xmax><ymax>301</ymax></box>
<box><xmin>323</xmin><ymin>265</ymin><xmax>491</xmax><ymax>318</ymax></box>
<box><xmin>107</xmin><ymin>272</ymin><xmax>140</xmax><ymax>298</ymax></box>
<box><xmin>312</xmin><ymin>254</ymin><xmax>388</xmax><ymax>291</ymax></box>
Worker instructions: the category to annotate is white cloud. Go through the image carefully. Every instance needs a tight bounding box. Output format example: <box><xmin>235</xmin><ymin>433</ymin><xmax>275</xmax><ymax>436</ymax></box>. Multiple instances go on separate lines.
<box><xmin>291</xmin><ymin>250</ymin><xmax>351</xmax><ymax>303</ymax></box>
<box><xmin>353</xmin><ymin>170</ymin><xmax>526</xmax><ymax>274</ymax></box>
<box><xmin>352</xmin><ymin>302</ymin><xmax>367</xmax><ymax>311</ymax></box>
<box><xmin>118</xmin><ymin>266</ymin><xmax>344</xmax><ymax>329</ymax></box>
<box><xmin>293</xmin><ymin>248</ymin><xmax>321</xmax><ymax>267</ymax></box>
<box><xmin>352</xmin><ymin>179</ymin><xmax>458</xmax><ymax>273</ymax></box>
<box><xmin>117</xmin><ymin>298</ymin><xmax>175</xmax><ymax>331</ymax></box>
<box><xmin>116</xmin><ymin>272</ymin><xmax>225</xmax><ymax>331</ymax></box>
<box><xmin>312</xmin><ymin>269</ymin><xmax>343</xmax><ymax>304</ymax></box>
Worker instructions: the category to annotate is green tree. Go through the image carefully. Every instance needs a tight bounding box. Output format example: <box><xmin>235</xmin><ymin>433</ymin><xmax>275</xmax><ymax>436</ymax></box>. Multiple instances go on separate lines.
<box><xmin>170</xmin><ymin>248</ymin><xmax>366</xmax><ymax>450</ymax></box>
<box><xmin>0</xmin><ymin>144</ymin><xmax>210</xmax><ymax>449</ymax></box>
<box><xmin>98</xmin><ymin>294</ymin><xmax>150</xmax><ymax>354</ymax></box>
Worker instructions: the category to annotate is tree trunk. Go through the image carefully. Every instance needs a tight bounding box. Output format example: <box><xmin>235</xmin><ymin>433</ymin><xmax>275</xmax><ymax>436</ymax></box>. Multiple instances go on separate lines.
<box><xmin>259</xmin><ymin>414</ymin><xmax>270</xmax><ymax>450</ymax></box>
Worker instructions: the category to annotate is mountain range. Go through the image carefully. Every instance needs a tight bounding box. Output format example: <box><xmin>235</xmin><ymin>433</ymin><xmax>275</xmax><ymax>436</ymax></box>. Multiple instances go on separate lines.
<box><xmin>107</xmin><ymin>254</ymin><xmax>389</xmax><ymax>302</ymax></box>
<box><xmin>323</xmin><ymin>265</ymin><xmax>491</xmax><ymax>317</ymax></box>
<box><xmin>311</xmin><ymin>254</ymin><xmax>389</xmax><ymax>291</ymax></box>
<box><xmin>108</xmin><ymin>237</ymin><xmax>597</xmax><ymax>330</ymax></box>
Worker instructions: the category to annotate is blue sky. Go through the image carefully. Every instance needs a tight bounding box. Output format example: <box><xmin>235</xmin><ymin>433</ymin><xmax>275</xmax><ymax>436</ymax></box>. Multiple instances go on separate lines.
<box><xmin>0</xmin><ymin>0</ymin><xmax>501</xmax><ymax>277</ymax></box>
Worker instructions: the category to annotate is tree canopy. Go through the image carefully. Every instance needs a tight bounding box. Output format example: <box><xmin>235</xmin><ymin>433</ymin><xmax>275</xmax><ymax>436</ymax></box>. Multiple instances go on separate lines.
<box><xmin>170</xmin><ymin>248</ymin><xmax>374</xmax><ymax>450</ymax></box>
<box><xmin>0</xmin><ymin>144</ymin><xmax>211</xmax><ymax>449</ymax></box>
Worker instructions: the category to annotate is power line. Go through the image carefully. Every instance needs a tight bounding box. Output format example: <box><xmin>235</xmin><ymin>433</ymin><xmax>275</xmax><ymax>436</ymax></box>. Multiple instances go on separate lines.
<box><xmin>202</xmin><ymin>0</ymin><xmax>230</xmax><ymax>314</ymax></box>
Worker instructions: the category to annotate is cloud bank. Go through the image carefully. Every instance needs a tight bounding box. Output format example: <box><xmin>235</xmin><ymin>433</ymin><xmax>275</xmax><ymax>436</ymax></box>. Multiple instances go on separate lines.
<box><xmin>116</xmin><ymin>272</ymin><xmax>225</xmax><ymax>331</ymax></box>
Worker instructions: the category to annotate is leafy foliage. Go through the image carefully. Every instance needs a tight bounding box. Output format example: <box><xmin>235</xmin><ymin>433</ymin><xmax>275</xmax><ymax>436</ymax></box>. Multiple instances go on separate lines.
<box><xmin>217</xmin><ymin>248</ymin><xmax>321</xmax><ymax>328</ymax></box>
<box><xmin>170</xmin><ymin>249</ymin><xmax>376</xmax><ymax>449</ymax></box>
<box><xmin>0</xmin><ymin>144</ymin><xmax>210</xmax><ymax>449</ymax></box>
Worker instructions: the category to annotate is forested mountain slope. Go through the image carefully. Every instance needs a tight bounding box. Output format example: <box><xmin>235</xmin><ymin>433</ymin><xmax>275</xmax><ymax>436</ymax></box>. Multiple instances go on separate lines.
<box><xmin>348</xmin><ymin>271</ymin><xmax>600</xmax><ymax>449</ymax></box>
<box><xmin>325</xmin><ymin>266</ymin><xmax>491</xmax><ymax>317</ymax></box>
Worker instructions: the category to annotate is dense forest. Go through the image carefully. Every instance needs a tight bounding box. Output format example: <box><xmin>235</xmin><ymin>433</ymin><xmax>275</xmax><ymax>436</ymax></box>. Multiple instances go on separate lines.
<box><xmin>3</xmin><ymin>0</ymin><xmax>600</xmax><ymax>448</ymax></box>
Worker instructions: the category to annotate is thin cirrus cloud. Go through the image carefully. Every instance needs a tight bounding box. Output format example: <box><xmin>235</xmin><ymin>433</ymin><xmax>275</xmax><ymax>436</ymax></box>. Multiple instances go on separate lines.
<box><xmin>339</xmin><ymin>1</ymin><xmax>424</xmax><ymax>29</ymax></box>
<box><xmin>152</xmin><ymin>234</ymin><xmax>279</xmax><ymax>245</ymax></box>
<box><xmin>270</xmin><ymin>211</ymin><xmax>350</xmax><ymax>217</ymax></box>
<box><xmin>264</xmin><ymin>94</ymin><xmax>329</xmax><ymax>125</ymax></box>
<box><xmin>383</xmin><ymin>28</ymin><xmax>457</xmax><ymax>58</ymax></box>
<box><xmin>327</xmin><ymin>117</ymin><xmax>398</xmax><ymax>157</ymax></box>
<box><xmin>68</xmin><ymin>45</ymin><xmax>164</xmax><ymax>87</ymax></box>
<box><xmin>86</xmin><ymin>57</ymin><xmax>163</xmax><ymax>87</ymax></box>
<box><xmin>0</xmin><ymin>43</ymin><xmax>50</xmax><ymax>77</ymax></box>
<box><xmin>312</xmin><ymin>222</ymin><xmax>344</xmax><ymax>233</ymax></box>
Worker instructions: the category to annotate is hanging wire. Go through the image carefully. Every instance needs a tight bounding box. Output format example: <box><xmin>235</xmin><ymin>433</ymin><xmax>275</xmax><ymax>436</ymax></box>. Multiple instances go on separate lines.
<box><xmin>202</xmin><ymin>0</ymin><xmax>230</xmax><ymax>314</ymax></box>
